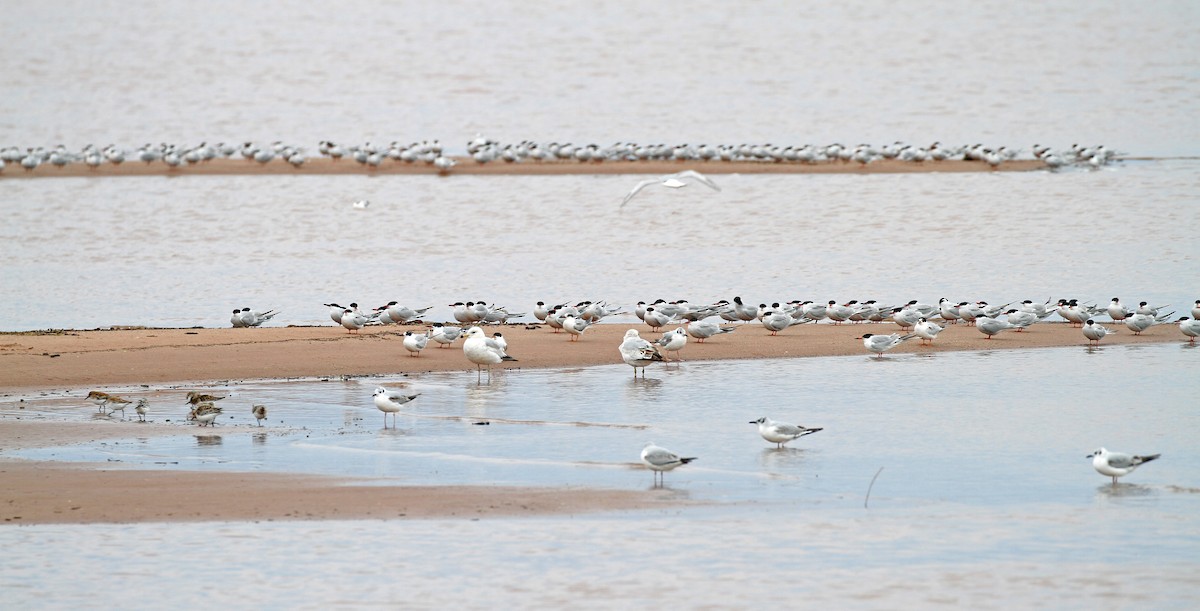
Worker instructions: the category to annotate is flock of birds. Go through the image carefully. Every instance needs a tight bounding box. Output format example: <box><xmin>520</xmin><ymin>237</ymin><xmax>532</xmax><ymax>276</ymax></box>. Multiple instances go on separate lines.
<box><xmin>85</xmin><ymin>390</ymin><xmax>267</xmax><ymax>428</ymax></box>
<box><xmin>0</xmin><ymin>137</ymin><xmax>1120</xmax><ymax>174</ymax></box>
<box><xmin>202</xmin><ymin>294</ymin><xmax>1200</xmax><ymax>485</ymax></box>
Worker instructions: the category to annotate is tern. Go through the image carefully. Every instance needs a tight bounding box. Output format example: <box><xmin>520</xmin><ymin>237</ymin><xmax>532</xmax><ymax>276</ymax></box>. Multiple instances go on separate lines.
<box><xmin>429</xmin><ymin>323</ymin><xmax>463</xmax><ymax>347</ymax></box>
<box><xmin>402</xmin><ymin>330</ymin><xmax>430</xmax><ymax>356</ymax></box>
<box><xmin>1178</xmin><ymin>317</ymin><xmax>1200</xmax><ymax>343</ymax></box>
<box><xmin>1124</xmin><ymin>312</ymin><xmax>1172</xmax><ymax>335</ymax></box>
<box><xmin>976</xmin><ymin>315</ymin><xmax>1025</xmax><ymax>339</ymax></box>
<box><xmin>619</xmin><ymin>170</ymin><xmax>721</xmax><ymax>209</ymax></box>
<box><xmin>685</xmin><ymin>320</ymin><xmax>736</xmax><ymax>343</ymax></box>
<box><xmin>913</xmin><ymin>317</ymin><xmax>944</xmax><ymax>344</ymax></box>
<box><xmin>750</xmin><ymin>417</ymin><xmax>822</xmax><ymax>448</ymax></box>
<box><xmin>1087</xmin><ymin>447</ymin><xmax>1160</xmax><ymax>485</ymax></box>
<box><xmin>640</xmin><ymin>442</ymin><xmax>697</xmax><ymax>487</ymax></box>
<box><xmin>1082</xmin><ymin>319</ymin><xmax>1115</xmax><ymax>344</ymax></box>
<box><xmin>857</xmin><ymin>332</ymin><xmax>916</xmax><ymax>358</ymax></box>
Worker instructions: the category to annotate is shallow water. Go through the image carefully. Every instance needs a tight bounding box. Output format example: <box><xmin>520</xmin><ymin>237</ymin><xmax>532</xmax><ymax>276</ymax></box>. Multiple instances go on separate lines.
<box><xmin>1</xmin><ymin>159</ymin><xmax>1197</xmax><ymax>331</ymax></box>
<box><xmin>3</xmin><ymin>0</ymin><xmax>1200</xmax><ymax>606</ymax></box>
<box><xmin>4</xmin><ymin>344</ymin><xmax>1199</xmax><ymax>606</ymax></box>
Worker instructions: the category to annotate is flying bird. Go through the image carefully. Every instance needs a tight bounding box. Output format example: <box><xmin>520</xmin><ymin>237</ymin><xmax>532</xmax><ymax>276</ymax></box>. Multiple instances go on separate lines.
<box><xmin>619</xmin><ymin>170</ymin><xmax>721</xmax><ymax>208</ymax></box>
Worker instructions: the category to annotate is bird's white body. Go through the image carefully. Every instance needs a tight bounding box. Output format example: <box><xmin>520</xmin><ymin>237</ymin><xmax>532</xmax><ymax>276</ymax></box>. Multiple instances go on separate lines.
<box><xmin>620</xmin><ymin>329</ymin><xmax>664</xmax><ymax>376</ymax></box>
<box><xmin>858</xmin><ymin>332</ymin><xmax>915</xmax><ymax>358</ymax></box>
<box><xmin>1082</xmin><ymin>319</ymin><xmax>1115</xmax><ymax>343</ymax></box>
<box><xmin>751</xmin><ymin>417</ymin><xmax>822</xmax><ymax>448</ymax></box>
<box><xmin>620</xmin><ymin>170</ymin><xmax>721</xmax><ymax>208</ymax></box>
<box><xmin>913</xmin><ymin>317</ymin><xmax>944</xmax><ymax>344</ymax></box>
<box><xmin>640</xmin><ymin>442</ymin><xmax>696</xmax><ymax>486</ymax></box>
<box><xmin>430</xmin><ymin>323</ymin><xmax>463</xmax><ymax>347</ymax></box>
<box><xmin>1179</xmin><ymin>317</ymin><xmax>1200</xmax><ymax>342</ymax></box>
<box><xmin>1088</xmin><ymin>447</ymin><xmax>1160</xmax><ymax>484</ymax></box>
<box><xmin>463</xmin><ymin>326</ymin><xmax>516</xmax><ymax>379</ymax></box>
<box><xmin>372</xmin><ymin>386</ymin><xmax>420</xmax><ymax>428</ymax></box>
<box><xmin>654</xmin><ymin>327</ymin><xmax>688</xmax><ymax>360</ymax></box>
<box><xmin>402</xmin><ymin>330</ymin><xmax>430</xmax><ymax>355</ymax></box>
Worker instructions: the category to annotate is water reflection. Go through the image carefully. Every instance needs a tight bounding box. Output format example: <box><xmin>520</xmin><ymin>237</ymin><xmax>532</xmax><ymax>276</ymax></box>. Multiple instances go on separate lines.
<box><xmin>252</xmin><ymin>432</ymin><xmax>268</xmax><ymax>446</ymax></box>
<box><xmin>1094</xmin><ymin>483</ymin><xmax>1155</xmax><ymax>499</ymax></box>
<box><xmin>194</xmin><ymin>435</ymin><xmax>223</xmax><ymax>447</ymax></box>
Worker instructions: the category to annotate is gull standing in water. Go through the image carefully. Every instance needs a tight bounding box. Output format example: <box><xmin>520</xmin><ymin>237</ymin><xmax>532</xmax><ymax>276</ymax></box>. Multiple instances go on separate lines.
<box><xmin>372</xmin><ymin>386</ymin><xmax>420</xmax><ymax>428</ymax></box>
<box><xmin>463</xmin><ymin>326</ymin><xmax>517</xmax><ymax>381</ymax></box>
<box><xmin>619</xmin><ymin>329</ymin><xmax>665</xmax><ymax>377</ymax></box>
<box><xmin>750</xmin><ymin>417</ymin><xmax>822</xmax><ymax>448</ymax></box>
<box><xmin>1087</xmin><ymin>447</ymin><xmax>1160</xmax><ymax>485</ymax></box>
<box><xmin>640</xmin><ymin>442</ymin><xmax>697</xmax><ymax>487</ymax></box>
<box><xmin>619</xmin><ymin>170</ymin><xmax>721</xmax><ymax>209</ymax></box>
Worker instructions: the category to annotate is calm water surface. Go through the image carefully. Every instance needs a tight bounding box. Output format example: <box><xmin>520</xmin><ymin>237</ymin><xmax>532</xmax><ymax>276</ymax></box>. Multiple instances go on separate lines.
<box><xmin>3</xmin><ymin>344</ymin><xmax>1198</xmax><ymax>606</ymax></box>
<box><xmin>3</xmin><ymin>0</ymin><xmax>1199</xmax><ymax>607</ymax></box>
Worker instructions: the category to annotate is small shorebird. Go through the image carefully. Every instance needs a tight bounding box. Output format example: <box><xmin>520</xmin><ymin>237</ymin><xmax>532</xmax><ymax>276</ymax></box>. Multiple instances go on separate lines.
<box><xmin>251</xmin><ymin>404</ymin><xmax>267</xmax><ymax>426</ymax></box>
<box><xmin>189</xmin><ymin>402</ymin><xmax>223</xmax><ymax>427</ymax></box>
<box><xmin>135</xmin><ymin>398</ymin><xmax>148</xmax><ymax>422</ymax></box>
<box><xmin>86</xmin><ymin>390</ymin><xmax>113</xmax><ymax>413</ymax></box>
<box><xmin>186</xmin><ymin>391</ymin><xmax>226</xmax><ymax>405</ymax></box>
<box><xmin>106</xmin><ymin>395</ymin><xmax>132</xmax><ymax>420</ymax></box>
<box><xmin>750</xmin><ymin>417</ymin><xmax>823</xmax><ymax>448</ymax></box>
<box><xmin>1087</xmin><ymin>447</ymin><xmax>1160</xmax><ymax>485</ymax></box>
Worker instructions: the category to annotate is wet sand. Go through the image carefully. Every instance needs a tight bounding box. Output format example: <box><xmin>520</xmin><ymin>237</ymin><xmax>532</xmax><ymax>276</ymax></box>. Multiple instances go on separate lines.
<box><xmin>0</xmin><ymin>156</ymin><xmax>1048</xmax><ymax>179</ymax></box>
<box><xmin>0</xmin><ymin>320</ymin><xmax>1180</xmax><ymax>525</ymax></box>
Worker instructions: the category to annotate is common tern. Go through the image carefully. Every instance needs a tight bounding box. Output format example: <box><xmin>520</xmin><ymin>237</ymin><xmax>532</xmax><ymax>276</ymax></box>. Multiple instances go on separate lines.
<box><xmin>685</xmin><ymin>320</ymin><xmax>736</xmax><ymax>343</ymax></box>
<box><xmin>430</xmin><ymin>323</ymin><xmax>463</xmax><ymax>347</ymax></box>
<box><xmin>913</xmin><ymin>317</ymin><xmax>944</xmax><ymax>344</ymax></box>
<box><xmin>402</xmin><ymin>330</ymin><xmax>430</xmax><ymax>356</ymax></box>
<box><xmin>1178</xmin><ymin>317</ymin><xmax>1200</xmax><ymax>343</ymax></box>
<box><xmin>857</xmin><ymin>332</ymin><xmax>916</xmax><ymax>358</ymax></box>
<box><xmin>976</xmin><ymin>314</ymin><xmax>1026</xmax><ymax>339</ymax></box>
<box><xmin>1082</xmin><ymin>319</ymin><xmax>1115</xmax><ymax>344</ymax></box>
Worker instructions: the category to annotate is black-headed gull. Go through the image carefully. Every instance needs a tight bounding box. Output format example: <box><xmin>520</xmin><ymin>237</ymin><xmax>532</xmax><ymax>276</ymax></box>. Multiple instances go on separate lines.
<box><xmin>620</xmin><ymin>329</ymin><xmax>665</xmax><ymax>377</ymax></box>
<box><xmin>1087</xmin><ymin>447</ymin><xmax>1160</xmax><ymax>485</ymax></box>
<box><xmin>619</xmin><ymin>170</ymin><xmax>721</xmax><ymax>209</ymax></box>
<box><xmin>640</xmin><ymin>442</ymin><xmax>697</xmax><ymax>487</ymax></box>
<box><xmin>463</xmin><ymin>326</ymin><xmax>517</xmax><ymax>380</ymax></box>
<box><xmin>857</xmin><ymin>332</ymin><xmax>916</xmax><ymax>358</ymax></box>
<box><xmin>1082</xmin><ymin>319</ymin><xmax>1115</xmax><ymax>344</ymax></box>
<box><xmin>653</xmin><ymin>327</ymin><xmax>688</xmax><ymax>361</ymax></box>
<box><xmin>751</xmin><ymin>417</ymin><xmax>822</xmax><ymax>448</ymax></box>
<box><xmin>373</xmin><ymin>386</ymin><xmax>420</xmax><ymax>428</ymax></box>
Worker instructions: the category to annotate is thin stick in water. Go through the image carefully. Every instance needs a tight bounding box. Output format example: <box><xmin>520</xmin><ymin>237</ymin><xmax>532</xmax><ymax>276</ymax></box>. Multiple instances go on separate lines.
<box><xmin>864</xmin><ymin>467</ymin><xmax>884</xmax><ymax>509</ymax></box>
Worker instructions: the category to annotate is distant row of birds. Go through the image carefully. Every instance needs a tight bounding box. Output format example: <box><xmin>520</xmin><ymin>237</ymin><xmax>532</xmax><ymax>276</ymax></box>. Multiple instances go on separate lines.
<box><xmin>0</xmin><ymin>138</ymin><xmax>1120</xmax><ymax>173</ymax></box>
<box><xmin>84</xmin><ymin>390</ymin><xmax>267</xmax><ymax>427</ymax></box>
